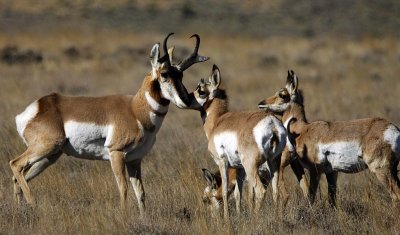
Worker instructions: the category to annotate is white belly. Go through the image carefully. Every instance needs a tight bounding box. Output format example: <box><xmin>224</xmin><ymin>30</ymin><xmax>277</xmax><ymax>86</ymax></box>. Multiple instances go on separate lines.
<box><xmin>317</xmin><ymin>141</ymin><xmax>367</xmax><ymax>173</ymax></box>
<box><xmin>213</xmin><ymin>131</ymin><xmax>241</xmax><ymax>167</ymax></box>
<box><xmin>63</xmin><ymin>121</ymin><xmax>111</xmax><ymax>160</ymax></box>
<box><xmin>63</xmin><ymin>121</ymin><xmax>158</xmax><ymax>162</ymax></box>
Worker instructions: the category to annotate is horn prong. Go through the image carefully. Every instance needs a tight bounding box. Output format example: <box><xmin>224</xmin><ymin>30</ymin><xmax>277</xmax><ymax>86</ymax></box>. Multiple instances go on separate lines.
<box><xmin>177</xmin><ymin>34</ymin><xmax>209</xmax><ymax>72</ymax></box>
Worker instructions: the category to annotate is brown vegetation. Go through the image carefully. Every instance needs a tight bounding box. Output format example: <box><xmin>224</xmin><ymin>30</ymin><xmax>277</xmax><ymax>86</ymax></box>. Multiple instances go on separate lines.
<box><xmin>1</xmin><ymin>1</ymin><xmax>400</xmax><ymax>234</ymax></box>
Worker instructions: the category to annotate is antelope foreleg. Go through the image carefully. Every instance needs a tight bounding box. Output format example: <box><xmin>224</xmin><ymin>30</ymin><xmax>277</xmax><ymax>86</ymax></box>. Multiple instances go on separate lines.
<box><xmin>234</xmin><ymin>168</ymin><xmax>245</xmax><ymax>214</ymax></box>
<box><xmin>326</xmin><ymin>172</ymin><xmax>338</xmax><ymax>207</ymax></box>
<box><xmin>309</xmin><ymin>168</ymin><xmax>321</xmax><ymax>205</ymax></box>
<box><xmin>290</xmin><ymin>158</ymin><xmax>310</xmax><ymax>202</ymax></box>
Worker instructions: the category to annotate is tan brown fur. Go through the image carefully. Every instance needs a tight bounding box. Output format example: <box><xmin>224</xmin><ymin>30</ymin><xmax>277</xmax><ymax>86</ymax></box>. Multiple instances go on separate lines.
<box><xmin>202</xmin><ymin>151</ymin><xmax>310</xmax><ymax>209</ymax></box>
<box><xmin>259</xmin><ymin>71</ymin><xmax>400</xmax><ymax>206</ymax></box>
<box><xmin>202</xmin><ymin>167</ymin><xmax>239</xmax><ymax>203</ymax></box>
<box><xmin>10</xmin><ymin>35</ymin><xmax>209</xmax><ymax>216</ymax></box>
<box><xmin>190</xmin><ymin>65</ymin><xmax>287</xmax><ymax>218</ymax></box>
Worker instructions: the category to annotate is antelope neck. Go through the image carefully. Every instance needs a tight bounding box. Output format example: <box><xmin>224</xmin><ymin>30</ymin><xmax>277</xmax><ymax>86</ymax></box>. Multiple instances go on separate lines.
<box><xmin>132</xmin><ymin>74</ymin><xmax>170</xmax><ymax>131</ymax></box>
<box><xmin>202</xmin><ymin>90</ymin><xmax>229</xmax><ymax>139</ymax></box>
<box><xmin>283</xmin><ymin>102</ymin><xmax>307</xmax><ymax>134</ymax></box>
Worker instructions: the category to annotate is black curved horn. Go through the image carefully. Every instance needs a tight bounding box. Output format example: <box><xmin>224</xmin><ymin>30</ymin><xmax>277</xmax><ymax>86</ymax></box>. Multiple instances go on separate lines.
<box><xmin>177</xmin><ymin>34</ymin><xmax>209</xmax><ymax>72</ymax></box>
<box><xmin>191</xmin><ymin>34</ymin><xmax>200</xmax><ymax>57</ymax></box>
<box><xmin>158</xmin><ymin>32</ymin><xmax>174</xmax><ymax>66</ymax></box>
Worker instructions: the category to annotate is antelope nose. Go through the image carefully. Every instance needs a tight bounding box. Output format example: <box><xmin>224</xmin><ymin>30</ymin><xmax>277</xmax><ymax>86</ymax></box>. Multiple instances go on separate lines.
<box><xmin>258</xmin><ymin>100</ymin><xmax>266</xmax><ymax>106</ymax></box>
<box><xmin>202</xmin><ymin>196</ymin><xmax>210</xmax><ymax>204</ymax></box>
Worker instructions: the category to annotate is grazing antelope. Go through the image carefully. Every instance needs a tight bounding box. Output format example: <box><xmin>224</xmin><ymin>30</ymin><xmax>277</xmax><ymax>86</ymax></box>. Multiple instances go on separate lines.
<box><xmin>201</xmin><ymin>165</ymin><xmax>274</xmax><ymax>212</ymax></box>
<box><xmin>189</xmin><ymin>65</ymin><xmax>287</xmax><ymax>218</ymax></box>
<box><xmin>201</xmin><ymin>152</ymin><xmax>310</xmax><ymax>211</ymax></box>
<box><xmin>10</xmin><ymin>33</ymin><xmax>209</xmax><ymax>216</ymax></box>
<box><xmin>201</xmin><ymin>168</ymin><xmax>245</xmax><ymax>213</ymax></box>
<box><xmin>258</xmin><ymin>70</ymin><xmax>400</xmax><ymax>206</ymax></box>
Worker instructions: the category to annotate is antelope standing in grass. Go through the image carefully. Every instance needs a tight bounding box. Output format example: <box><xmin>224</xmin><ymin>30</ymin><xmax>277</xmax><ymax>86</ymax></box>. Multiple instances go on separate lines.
<box><xmin>189</xmin><ymin>65</ymin><xmax>287</xmax><ymax>218</ymax></box>
<box><xmin>10</xmin><ymin>33</ymin><xmax>209</xmax><ymax>216</ymax></box>
<box><xmin>258</xmin><ymin>70</ymin><xmax>400</xmax><ymax>206</ymax></box>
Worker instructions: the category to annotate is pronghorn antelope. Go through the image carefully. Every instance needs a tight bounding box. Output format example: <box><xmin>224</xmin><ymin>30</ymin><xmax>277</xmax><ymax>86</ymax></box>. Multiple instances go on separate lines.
<box><xmin>201</xmin><ymin>151</ymin><xmax>310</xmax><ymax>211</ymax></box>
<box><xmin>258</xmin><ymin>70</ymin><xmax>400</xmax><ymax>206</ymax></box>
<box><xmin>10</xmin><ymin>33</ymin><xmax>209</xmax><ymax>215</ymax></box>
<box><xmin>201</xmin><ymin>166</ymin><xmax>272</xmax><ymax>212</ymax></box>
<box><xmin>202</xmin><ymin>168</ymin><xmax>245</xmax><ymax>213</ymax></box>
<box><xmin>189</xmin><ymin>65</ymin><xmax>287</xmax><ymax>218</ymax></box>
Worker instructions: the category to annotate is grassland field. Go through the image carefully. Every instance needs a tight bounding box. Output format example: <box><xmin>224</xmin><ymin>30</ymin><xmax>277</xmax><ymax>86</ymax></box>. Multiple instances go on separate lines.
<box><xmin>1</xmin><ymin>1</ymin><xmax>400</xmax><ymax>234</ymax></box>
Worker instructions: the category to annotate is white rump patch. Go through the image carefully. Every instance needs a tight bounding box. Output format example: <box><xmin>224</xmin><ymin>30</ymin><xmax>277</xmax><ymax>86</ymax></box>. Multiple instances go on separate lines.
<box><xmin>145</xmin><ymin>91</ymin><xmax>169</xmax><ymax>113</ymax></box>
<box><xmin>253</xmin><ymin>116</ymin><xmax>286</xmax><ymax>159</ymax></box>
<box><xmin>384</xmin><ymin>125</ymin><xmax>400</xmax><ymax>156</ymax></box>
<box><xmin>15</xmin><ymin>100</ymin><xmax>39</xmax><ymax>144</ymax></box>
<box><xmin>317</xmin><ymin>141</ymin><xmax>367</xmax><ymax>173</ymax></box>
<box><xmin>213</xmin><ymin>131</ymin><xmax>241</xmax><ymax>167</ymax></box>
<box><xmin>63</xmin><ymin>121</ymin><xmax>110</xmax><ymax>160</ymax></box>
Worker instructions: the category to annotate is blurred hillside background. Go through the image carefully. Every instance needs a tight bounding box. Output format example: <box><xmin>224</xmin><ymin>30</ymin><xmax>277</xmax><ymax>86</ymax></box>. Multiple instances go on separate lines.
<box><xmin>1</xmin><ymin>0</ymin><xmax>399</xmax><ymax>37</ymax></box>
<box><xmin>0</xmin><ymin>1</ymin><xmax>400</xmax><ymax>234</ymax></box>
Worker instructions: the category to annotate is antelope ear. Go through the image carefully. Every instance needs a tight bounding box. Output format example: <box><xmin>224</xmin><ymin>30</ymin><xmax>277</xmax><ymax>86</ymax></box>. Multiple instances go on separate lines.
<box><xmin>202</xmin><ymin>168</ymin><xmax>215</xmax><ymax>186</ymax></box>
<box><xmin>209</xmin><ymin>64</ymin><xmax>221</xmax><ymax>89</ymax></box>
<box><xmin>168</xmin><ymin>46</ymin><xmax>175</xmax><ymax>63</ymax></box>
<box><xmin>285</xmin><ymin>70</ymin><xmax>298</xmax><ymax>95</ymax></box>
<box><xmin>292</xmin><ymin>70</ymin><xmax>298</xmax><ymax>92</ymax></box>
<box><xmin>150</xmin><ymin>43</ymin><xmax>160</xmax><ymax>68</ymax></box>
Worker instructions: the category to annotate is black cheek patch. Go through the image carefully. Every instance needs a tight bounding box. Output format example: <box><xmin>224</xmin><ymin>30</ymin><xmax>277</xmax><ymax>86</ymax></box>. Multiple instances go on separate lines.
<box><xmin>150</xmin><ymin>80</ymin><xmax>170</xmax><ymax>106</ymax></box>
<box><xmin>171</xmin><ymin>76</ymin><xmax>191</xmax><ymax>106</ymax></box>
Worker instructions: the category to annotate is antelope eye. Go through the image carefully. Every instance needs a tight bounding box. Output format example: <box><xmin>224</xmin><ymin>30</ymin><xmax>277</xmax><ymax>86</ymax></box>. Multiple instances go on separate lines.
<box><xmin>279</xmin><ymin>92</ymin><xmax>289</xmax><ymax>100</ymax></box>
<box><xmin>160</xmin><ymin>72</ymin><xmax>169</xmax><ymax>78</ymax></box>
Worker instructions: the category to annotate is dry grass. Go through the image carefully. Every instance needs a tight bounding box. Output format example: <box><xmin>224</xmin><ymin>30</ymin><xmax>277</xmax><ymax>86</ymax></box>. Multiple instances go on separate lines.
<box><xmin>1</xmin><ymin>5</ymin><xmax>400</xmax><ymax>234</ymax></box>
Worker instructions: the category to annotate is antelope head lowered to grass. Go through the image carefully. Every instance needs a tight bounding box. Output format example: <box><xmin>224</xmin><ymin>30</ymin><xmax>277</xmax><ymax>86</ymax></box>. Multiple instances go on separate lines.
<box><xmin>201</xmin><ymin>168</ymin><xmax>244</xmax><ymax>212</ymax></box>
<box><xmin>189</xmin><ymin>65</ymin><xmax>287</xmax><ymax>218</ymax></box>
<box><xmin>258</xmin><ymin>70</ymin><xmax>400</xmax><ymax>206</ymax></box>
<box><xmin>201</xmin><ymin>165</ymin><xmax>277</xmax><ymax>213</ymax></box>
<box><xmin>10</xmin><ymin>33</ymin><xmax>209</xmax><ymax>216</ymax></box>
<box><xmin>201</xmin><ymin>151</ymin><xmax>311</xmax><ymax>211</ymax></box>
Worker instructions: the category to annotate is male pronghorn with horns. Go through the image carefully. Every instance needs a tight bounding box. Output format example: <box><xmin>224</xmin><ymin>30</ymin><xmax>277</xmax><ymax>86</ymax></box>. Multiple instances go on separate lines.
<box><xmin>10</xmin><ymin>33</ymin><xmax>209</xmax><ymax>216</ymax></box>
<box><xmin>258</xmin><ymin>70</ymin><xmax>400</xmax><ymax>206</ymax></box>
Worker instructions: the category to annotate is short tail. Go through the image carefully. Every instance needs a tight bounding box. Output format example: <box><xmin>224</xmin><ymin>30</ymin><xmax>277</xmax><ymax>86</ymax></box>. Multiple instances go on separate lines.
<box><xmin>388</xmin><ymin>124</ymin><xmax>400</xmax><ymax>188</ymax></box>
<box><xmin>269</xmin><ymin>119</ymin><xmax>287</xmax><ymax>158</ymax></box>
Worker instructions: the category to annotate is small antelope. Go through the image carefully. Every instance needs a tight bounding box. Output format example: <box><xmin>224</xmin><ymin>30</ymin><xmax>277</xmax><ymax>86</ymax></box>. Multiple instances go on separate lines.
<box><xmin>201</xmin><ymin>152</ymin><xmax>310</xmax><ymax>210</ymax></box>
<box><xmin>201</xmin><ymin>166</ymin><xmax>274</xmax><ymax>212</ymax></box>
<box><xmin>201</xmin><ymin>168</ymin><xmax>244</xmax><ymax>212</ymax></box>
<box><xmin>10</xmin><ymin>33</ymin><xmax>209</xmax><ymax>216</ymax></box>
<box><xmin>258</xmin><ymin>70</ymin><xmax>400</xmax><ymax>206</ymax></box>
<box><xmin>189</xmin><ymin>65</ymin><xmax>287</xmax><ymax>218</ymax></box>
